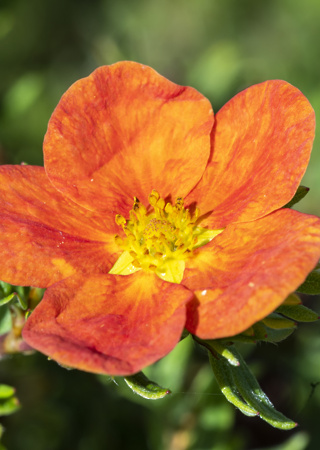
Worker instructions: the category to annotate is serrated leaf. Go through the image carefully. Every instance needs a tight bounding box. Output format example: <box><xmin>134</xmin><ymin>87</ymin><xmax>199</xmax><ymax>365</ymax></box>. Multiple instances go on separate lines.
<box><xmin>277</xmin><ymin>304</ymin><xmax>319</xmax><ymax>322</ymax></box>
<box><xmin>297</xmin><ymin>269</ymin><xmax>320</xmax><ymax>295</ymax></box>
<box><xmin>229</xmin><ymin>347</ymin><xmax>297</xmax><ymax>430</ymax></box>
<box><xmin>209</xmin><ymin>352</ymin><xmax>258</xmax><ymax>417</ymax></box>
<box><xmin>283</xmin><ymin>185</ymin><xmax>309</xmax><ymax>208</ymax></box>
<box><xmin>124</xmin><ymin>371</ymin><xmax>171</xmax><ymax>400</ymax></box>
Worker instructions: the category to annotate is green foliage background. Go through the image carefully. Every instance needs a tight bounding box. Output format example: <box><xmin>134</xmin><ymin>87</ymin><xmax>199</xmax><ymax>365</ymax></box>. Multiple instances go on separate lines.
<box><xmin>0</xmin><ymin>0</ymin><xmax>320</xmax><ymax>449</ymax></box>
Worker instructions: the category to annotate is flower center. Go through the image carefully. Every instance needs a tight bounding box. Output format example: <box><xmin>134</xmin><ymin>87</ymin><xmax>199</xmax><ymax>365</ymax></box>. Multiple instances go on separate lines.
<box><xmin>109</xmin><ymin>190</ymin><xmax>223</xmax><ymax>283</ymax></box>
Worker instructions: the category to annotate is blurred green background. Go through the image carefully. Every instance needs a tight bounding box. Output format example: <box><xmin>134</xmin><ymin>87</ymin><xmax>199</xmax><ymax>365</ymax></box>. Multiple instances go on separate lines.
<box><xmin>0</xmin><ymin>0</ymin><xmax>320</xmax><ymax>449</ymax></box>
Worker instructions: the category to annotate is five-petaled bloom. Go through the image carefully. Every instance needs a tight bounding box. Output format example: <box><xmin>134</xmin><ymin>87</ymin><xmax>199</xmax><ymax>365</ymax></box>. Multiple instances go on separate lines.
<box><xmin>0</xmin><ymin>62</ymin><xmax>320</xmax><ymax>375</ymax></box>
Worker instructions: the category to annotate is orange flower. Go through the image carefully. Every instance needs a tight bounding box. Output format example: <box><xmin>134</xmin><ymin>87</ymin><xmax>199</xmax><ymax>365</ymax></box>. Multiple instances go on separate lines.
<box><xmin>0</xmin><ymin>62</ymin><xmax>320</xmax><ymax>376</ymax></box>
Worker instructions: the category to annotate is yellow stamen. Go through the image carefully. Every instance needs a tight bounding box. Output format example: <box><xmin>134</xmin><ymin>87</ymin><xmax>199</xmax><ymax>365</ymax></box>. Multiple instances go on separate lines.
<box><xmin>109</xmin><ymin>190</ymin><xmax>224</xmax><ymax>283</ymax></box>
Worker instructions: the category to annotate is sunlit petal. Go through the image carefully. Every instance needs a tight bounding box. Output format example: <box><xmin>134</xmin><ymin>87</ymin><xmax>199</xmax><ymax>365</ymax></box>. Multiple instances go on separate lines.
<box><xmin>0</xmin><ymin>166</ymin><xmax>118</xmax><ymax>287</ymax></box>
<box><xmin>183</xmin><ymin>209</ymin><xmax>320</xmax><ymax>338</ymax></box>
<box><xmin>23</xmin><ymin>272</ymin><xmax>193</xmax><ymax>375</ymax></box>
<box><xmin>187</xmin><ymin>80</ymin><xmax>315</xmax><ymax>227</ymax></box>
<box><xmin>44</xmin><ymin>62</ymin><xmax>213</xmax><ymax>215</ymax></box>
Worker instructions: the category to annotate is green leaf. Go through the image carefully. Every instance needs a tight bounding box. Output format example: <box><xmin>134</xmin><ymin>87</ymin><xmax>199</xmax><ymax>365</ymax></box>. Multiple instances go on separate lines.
<box><xmin>214</xmin><ymin>292</ymin><xmax>314</xmax><ymax>346</ymax></box>
<box><xmin>251</xmin><ymin>320</ymin><xmax>296</xmax><ymax>343</ymax></box>
<box><xmin>15</xmin><ymin>293</ymin><xmax>28</xmax><ymax>310</ymax></box>
<box><xmin>282</xmin><ymin>293</ymin><xmax>301</xmax><ymax>306</ymax></box>
<box><xmin>0</xmin><ymin>397</ymin><xmax>20</xmax><ymax>416</ymax></box>
<box><xmin>0</xmin><ymin>293</ymin><xmax>16</xmax><ymax>307</ymax></box>
<box><xmin>229</xmin><ymin>347</ymin><xmax>297</xmax><ymax>430</ymax></box>
<box><xmin>123</xmin><ymin>371</ymin><xmax>171</xmax><ymax>400</ymax></box>
<box><xmin>224</xmin><ymin>333</ymin><xmax>258</xmax><ymax>344</ymax></box>
<box><xmin>262</xmin><ymin>325</ymin><xmax>296</xmax><ymax>343</ymax></box>
<box><xmin>0</xmin><ymin>385</ymin><xmax>15</xmax><ymax>400</ymax></box>
<box><xmin>221</xmin><ymin>310</ymin><xmax>297</xmax><ymax>345</ymax></box>
<box><xmin>251</xmin><ymin>322</ymin><xmax>269</xmax><ymax>340</ymax></box>
<box><xmin>296</xmin><ymin>268</ymin><xmax>320</xmax><ymax>295</ymax></box>
<box><xmin>0</xmin><ymin>282</ymin><xmax>13</xmax><ymax>297</ymax></box>
<box><xmin>0</xmin><ymin>384</ymin><xmax>20</xmax><ymax>417</ymax></box>
<box><xmin>0</xmin><ymin>306</ymin><xmax>12</xmax><ymax>335</ymax></box>
<box><xmin>0</xmin><ymin>291</ymin><xmax>27</xmax><ymax>310</ymax></box>
<box><xmin>194</xmin><ymin>337</ymin><xmax>240</xmax><ymax>366</ymax></box>
<box><xmin>208</xmin><ymin>344</ymin><xmax>297</xmax><ymax>429</ymax></box>
<box><xmin>283</xmin><ymin>185</ymin><xmax>309</xmax><ymax>208</ymax></box>
<box><xmin>262</xmin><ymin>313</ymin><xmax>296</xmax><ymax>329</ymax></box>
<box><xmin>207</xmin><ymin>340</ymin><xmax>240</xmax><ymax>366</ymax></box>
<box><xmin>209</xmin><ymin>352</ymin><xmax>259</xmax><ymax>417</ymax></box>
<box><xmin>223</xmin><ymin>326</ymin><xmax>258</xmax><ymax>344</ymax></box>
<box><xmin>277</xmin><ymin>304</ymin><xmax>319</xmax><ymax>322</ymax></box>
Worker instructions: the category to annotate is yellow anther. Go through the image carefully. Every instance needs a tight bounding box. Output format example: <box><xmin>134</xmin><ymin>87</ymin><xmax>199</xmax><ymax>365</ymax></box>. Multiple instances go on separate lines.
<box><xmin>149</xmin><ymin>189</ymin><xmax>160</xmax><ymax>206</ymax></box>
<box><xmin>132</xmin><ymin>259</ymin><xmax>141</xmax><ymax>268</ymax></box>
<box><xmin>110</xmin><ymin>189</ymin><xmax>223</xmax><ymax>284</ymax></box>
<box><xmin>193</xmin><ymin>207</ymin><xmax>200</xmax><ymax>222</ymax></box>
<box><xmin>165</xmin><ymin>202</ymin><xmax>173</xmax><ymax>214</ymax></box>
<box><xmin>149</xmin><ymin>195</ymin><xmax>157</xmax><ymax>206</ymax></box>
<box><xmin>138</xmin><ymin>203</ymin><xmax>147</xmax><ymax>215</ymax></box>
<box><xmin>115</xmin><ymin>214</ymin><xmax>126</xmax><ymax>226</ymax></box>
<box><xmin>133</xmin><ymin>197</ymin><xmax>140</xmax><ymax>212</ymax></box>
<box><xmin>114</xmin><ymin>235</ymin><xmax>124</xmax><ymax>246</ymax></box>
<box><xmin>156</xmin><ymin>198</ymin><xmax>165</xmax><ymax>210</ymax></box>
<box><xmin>184</xmin><ymin>209</ymin><xmax>191</xmax><ymax>222</ymax></box>
<box><xmin>175</xmin><ymin>197</ymin><xmax>184</xmax><ymax>209</ymax></box>
<box><xmin>151</xmin><ymin>189</ymin><xmax>160</xmax><ymax>200</ymax></box>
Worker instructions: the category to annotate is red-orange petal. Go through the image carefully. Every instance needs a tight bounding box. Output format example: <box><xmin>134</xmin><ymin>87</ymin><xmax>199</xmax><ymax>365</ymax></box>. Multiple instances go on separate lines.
<box><xmin>187</xmin><ymin>81</ymin><xmax>315</xmax><ymax>228</ymax></box>
<box><xmin>0</xmin><ymin>165</ymin><xmax>119</xmax><ymax>287</ymax></box>
<box><xmin>23</xmin><ymin>272</ymin><xmax>193</xmax><ymax>375</ymax></box>
<box><xmin>44</xmin><ymin>62</ymin><xmax>213</xmax><ymax>215</ymax></box>
<box><xmin>183</xmin><ymin>209</ymin><xmax>320</xmax><ymax>339</ymax></box>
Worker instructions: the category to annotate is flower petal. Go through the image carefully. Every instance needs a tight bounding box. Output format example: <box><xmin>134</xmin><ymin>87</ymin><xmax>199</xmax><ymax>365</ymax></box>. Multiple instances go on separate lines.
<box><xmin>183</xmin><ymin>209</ymin><xmax>320</xmax><ymax>339</ymax></box>
<box><xmin>187</xmin><ymin>81</ymin><xmax>315</xmax><ymax>228</ymax></box>
<box><xmin>0</xmin><ymin>166</ymin><xmax>119</xmax><ymax>287</ymax></box>
<box><xmin>44</xmin><ymin>62</ymin><xmax>213</xmax><ymax>215</ymax></box>
<box><xmin>23</xmin><ymin>272</ymin><xmax>193</xmax><ymax>375</ymax></box>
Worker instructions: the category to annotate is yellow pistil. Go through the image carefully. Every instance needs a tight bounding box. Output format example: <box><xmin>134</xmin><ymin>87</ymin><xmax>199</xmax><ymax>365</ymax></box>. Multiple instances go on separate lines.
<box><xmin>109</xmin><ymin>190</ymin><xmax>223</xmax><ymax>283</ymax></box>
